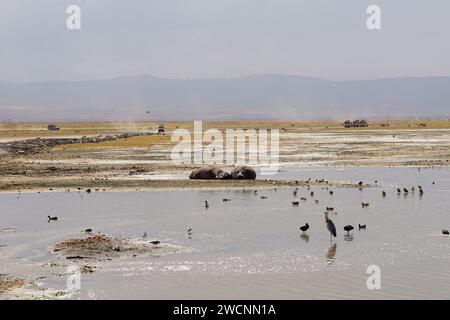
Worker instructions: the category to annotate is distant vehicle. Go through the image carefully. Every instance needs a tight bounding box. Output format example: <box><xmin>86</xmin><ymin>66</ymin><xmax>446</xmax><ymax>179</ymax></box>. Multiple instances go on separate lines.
<box><xmin>343</xmin><ymin>119</ymin><xmax>368</xmax><ymax>128</ymax></box>
<box><xmin>47</xmin><ymin>124</ymin><xmax>60</xmax><ymax>131</ymax></box>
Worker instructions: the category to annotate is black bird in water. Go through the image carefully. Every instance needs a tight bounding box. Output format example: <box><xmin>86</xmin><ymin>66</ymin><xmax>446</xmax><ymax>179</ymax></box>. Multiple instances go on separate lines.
<box><xmin>299</xmin><ymin>223</ymin><xmax>310</xmax><ymax>234</ymax></box>
<box><xmin>382</xmin><ymin>191</ymin><xmax>387</xmax><ymax>197</ymax></box>
<box><xmin>397</xmin><ymin>188</ymin><xmax>402</xmax><ymax>193</ymax></box>
<box><xmin>418</xmin><ymin>186</ymin><xmax>424</xmax><ymax>195</ymax></box>
<box><xmin>325</xmin><ymin>212</ymin><xmax>337</xmax><ymax>241</ymax></box>
<box><xmin>358</xmin><ymin>224</ymin><xmax>366</xmax><ymax>230</ymax></box>
<box><xmin>403</xmin><ymin>188</ymin><xmax>409</xmax><ymax>193</ymax></box>
<box><xmin>150</xmin><ymin>240</ymin><xmax>160</xmax><ymax>247</ymax></box>
<box><xmin>204</xmin><ymin>201</ymin><xmax>209</xmax><ymax>209</ymax></box>
<box><xmin>344</xmin><ymin>225</ymin><xmax>354</xmax><ymax>235</ymax></box>
<box><xmin>443</xmin><ymin>229</ymin><xmax>449</xmax><ymax>235</ymax></box>
<box><xmin>292</xmin><ymin>201</ymin><xmax>300</xmax><ymax>206</ymax></box>
<box><xmin>84</xmin><ymin>228</ymin><xmax>93</xmax><ymax>234</ymax></box>
<box><xmin>47</xmin><ymin>215</ymin><xmax>58</xmax><ymax>222</ymax></box>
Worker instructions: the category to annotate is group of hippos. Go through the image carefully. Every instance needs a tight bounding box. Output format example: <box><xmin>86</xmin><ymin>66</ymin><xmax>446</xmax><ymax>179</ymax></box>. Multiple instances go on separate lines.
<box><xmin>189</xmin><ymin>165</ymin><xmax>256</xmax><ymax>180</ymax></box>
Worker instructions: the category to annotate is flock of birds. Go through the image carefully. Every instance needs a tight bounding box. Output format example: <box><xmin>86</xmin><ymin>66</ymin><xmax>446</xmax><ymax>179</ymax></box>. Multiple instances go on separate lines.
<box><xmin>44</xmin><ymin>180</ymin><xmax>449</xmax><ymax>249</ymax></box>
<box><xmin>203</xmin><ymin>180</ymin><xmax>448</xmax><ymax>240</ymax></box>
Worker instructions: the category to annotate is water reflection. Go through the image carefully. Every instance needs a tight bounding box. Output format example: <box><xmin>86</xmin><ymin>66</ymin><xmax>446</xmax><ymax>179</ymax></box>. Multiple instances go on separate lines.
<box><xmin>326</xmin><ymin>243</ymin><xmax>337</xmax><ymax>266</ymax></box>
<box><xmin>300</xmin><ymin>234</ymin><xmax>309</xmax><ymax>243</ymax></box>
<box><xmin>344</xmin><ymin>235</ymin><xmax>354</xmax><ymax>242</ymax></box>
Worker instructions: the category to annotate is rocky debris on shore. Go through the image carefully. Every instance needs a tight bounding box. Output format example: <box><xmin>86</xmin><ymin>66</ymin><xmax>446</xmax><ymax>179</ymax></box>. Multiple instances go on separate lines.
<box><xmin>51</xmin><ymin>234</ymin><xmax>179</xmax><ymax>260</ymax></box>
<box><xmin>1</xmin><ymin>132</ymin><xmax>152</xmax><ymax>156</ymax></box>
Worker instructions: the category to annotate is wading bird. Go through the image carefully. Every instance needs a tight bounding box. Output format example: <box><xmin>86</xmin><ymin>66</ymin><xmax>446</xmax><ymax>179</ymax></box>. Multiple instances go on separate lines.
<box><xmin>325</xmin><ymin>212</ymin><xmax>337</xmax><ymax>241</ymax></box>
<box><xmin>344</xmin><ymin>225</ymin><xmax>354</xmax><ymax>235</ymax></box>
<box><xmin>47</xmin><ymin>215</ymin><xmax>58</xmax><ymax>222</ymax></box>
<box><xmin>299</xmin><ymin>223</ymin><xmax>310</xmax><ymax>234</ymax></box>
<box><xmin>150</xmin><ymin>240</ymin><xmax>160</xmax><ymax>247</ymax></box>
<box><xmin>358</xmin><ymin>224</ymin><xmax>366</xmax><ymax>230</ymax></box>
<box><xmin>204</xmin><ymin>201</ymin><xmax>209</xmax><ymax>209</ymax></box>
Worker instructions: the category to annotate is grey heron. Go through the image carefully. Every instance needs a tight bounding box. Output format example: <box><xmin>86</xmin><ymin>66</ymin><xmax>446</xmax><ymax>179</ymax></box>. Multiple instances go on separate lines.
<box><xmin>325</xmin><ymin>212</ymin><xmax>337</xmax><ymax>241</ymax></box>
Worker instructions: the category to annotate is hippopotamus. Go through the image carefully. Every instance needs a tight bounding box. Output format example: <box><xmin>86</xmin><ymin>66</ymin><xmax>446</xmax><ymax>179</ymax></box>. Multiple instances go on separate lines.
<box><xmin>230</xmin><ymin>165</ymin><xmax>256</xmax><ymax>180</ymax></box>
<box><xmin>189</xmin><ymin>167</ymin><xmax>231</xmax><ymax>180</ymax></box>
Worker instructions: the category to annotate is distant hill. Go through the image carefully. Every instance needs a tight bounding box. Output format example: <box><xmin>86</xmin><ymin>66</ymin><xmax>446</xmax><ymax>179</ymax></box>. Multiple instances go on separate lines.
<box><xmin>0</xmin><ymin>74</ymin><xmax>449</xmax><ymax>121</ymax></box>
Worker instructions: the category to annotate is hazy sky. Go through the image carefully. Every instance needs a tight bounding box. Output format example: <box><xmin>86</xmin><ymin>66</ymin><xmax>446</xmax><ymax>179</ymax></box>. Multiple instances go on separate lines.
<box><xmin>1</xmin><ymin>0</ymin><xmax>449</xmax><ymax>82</ymax></box>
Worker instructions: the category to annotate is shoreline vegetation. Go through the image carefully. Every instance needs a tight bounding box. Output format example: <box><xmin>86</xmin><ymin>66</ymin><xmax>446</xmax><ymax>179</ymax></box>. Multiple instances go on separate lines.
<box><xmin>0</xmin><ymin>120</ymin><xmax>449</xmax><ymax>193</ymax></box>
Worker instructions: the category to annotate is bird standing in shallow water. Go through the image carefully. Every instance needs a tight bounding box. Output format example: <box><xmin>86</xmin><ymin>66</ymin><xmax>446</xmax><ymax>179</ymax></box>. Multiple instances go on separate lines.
<box><xmin>47</xmin><ymin>215</ymin><xmax>58</xmax><ymax>222</ymax></box>
<box><xmin>299</xmin><ymin>223</ymin><xmax>309</xmax><ymax>234</ymax></box>
<box><xmin>443</xmin><ymin>229</ymin><xmax>449</xmax><ymax>235</ymax></box>
<box><xmin>344</xmin><ymin>225</ymin><xmax>354</xmax><ymax>235</ymax></box>
<box><xmin>150</xmin><ymin>240</ymin><xmax>160</xmax><ymax>247</ymax></box>
<box><xmin>382</xmin><ymin>191</ymin><xmax>387</xmax><ymax>197</ymax></box>
<box><xmin>204</xmin><ymin>201</ymin><xmax>209</xmax><ymax>209</ymax></box>
<box><xmin>325</xmin><ymin>212</ymin><xmax>337</xmax><ymax>241</ymax></box>
<box><xmin>358</xmin><ymin>224</ymin><xmax>366</xmax><ymax>230</ymax></box>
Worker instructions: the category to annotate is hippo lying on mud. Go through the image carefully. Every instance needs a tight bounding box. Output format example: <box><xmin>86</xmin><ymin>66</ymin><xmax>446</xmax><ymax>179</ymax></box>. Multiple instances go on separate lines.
<box><xmin>230</xmin><ymin>165</ymin><xmax>257</xmax><ymax>180</ymax></box>
<box><xmin>189</xmin><ymin>167</ymin><xmax>231</xmax><ymax>180</ymax></box>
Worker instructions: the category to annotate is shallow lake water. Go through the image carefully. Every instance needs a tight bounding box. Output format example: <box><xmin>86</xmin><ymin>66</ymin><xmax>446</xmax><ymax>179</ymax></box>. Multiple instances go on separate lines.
<box><xmin>1</xmin><ymin>167</ymin><xmax>449</xmax><ymax>299</ymax></box>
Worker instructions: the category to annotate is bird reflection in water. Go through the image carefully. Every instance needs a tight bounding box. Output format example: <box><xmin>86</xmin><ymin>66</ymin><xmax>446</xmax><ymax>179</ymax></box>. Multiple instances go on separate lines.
<box><xmin>326</xmin><ymin>243</ymin><xmax>337</xmax><ymax>267</ymax></box>
<box><xmin>300</xmin><ymin>233</ymin><xmax>309</xmax><ymax>242</ymax></box>
<box><xmin>344</xmin><ymin>234</ymin><xmax>354</xmax><ymax>242</ymax></box>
